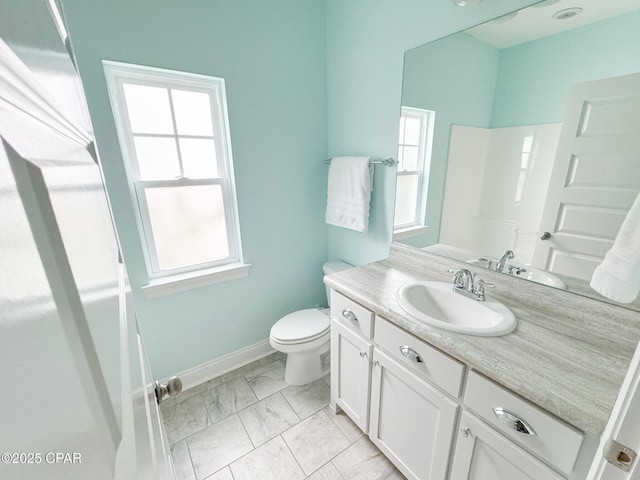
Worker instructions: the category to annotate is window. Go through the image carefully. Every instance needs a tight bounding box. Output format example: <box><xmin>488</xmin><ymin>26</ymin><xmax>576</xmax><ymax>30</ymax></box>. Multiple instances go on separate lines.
<box><xmin>394</xmin><ymin>107</ymin><xmax>435</xmax><ymax>234</ymax></box>
<box><xmin>103</xmin><ymin>62</ymin><xmax>246</xmax><ymax>287</ymax></box>
<box><xmin>514</xmin><ymin>134</ymin><xmax>534</xmax><ymax>204</ymax></box>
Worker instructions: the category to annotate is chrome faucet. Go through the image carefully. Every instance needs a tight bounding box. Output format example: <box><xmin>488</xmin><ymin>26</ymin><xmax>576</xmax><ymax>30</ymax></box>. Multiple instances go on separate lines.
<box><xmin>450</xmin><ymin>268</ymin><xmax>491</xmax><ymax>301</ymax></box>
<box><xmin>451</xmin><ymin>268</ymin><xmax>475</xmax><ymax>293</ymax></box>
<box><xmin>495</xmin><ymin>249</ymin><xmax>514</xmax><ymax>272</ymax></box>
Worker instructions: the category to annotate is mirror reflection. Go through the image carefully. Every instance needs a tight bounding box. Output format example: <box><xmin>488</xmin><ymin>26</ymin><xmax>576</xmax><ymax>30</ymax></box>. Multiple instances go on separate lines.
<box><xmin>395</xmin><ymin>0</ymin><xmax>640</xmax><ymax>310</ymax></box>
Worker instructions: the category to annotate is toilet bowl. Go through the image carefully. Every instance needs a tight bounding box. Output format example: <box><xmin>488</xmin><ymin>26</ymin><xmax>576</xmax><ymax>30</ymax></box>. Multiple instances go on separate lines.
<box><xmin>269</xmin><ymin>261</ymin><xmax>352</xmax><ymax>386</ymax></box>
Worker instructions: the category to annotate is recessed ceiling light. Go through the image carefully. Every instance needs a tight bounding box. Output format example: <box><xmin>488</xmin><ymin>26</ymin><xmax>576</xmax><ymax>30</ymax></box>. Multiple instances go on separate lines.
<box><xmin>552</xmin><ymin>7</ymin><xmax>583</xmax><ymax>20</ymax></box>
<box><xmin>451</xmin><ymin>0</ymin><xmax>484</xmax><ymax>6</ymax></box>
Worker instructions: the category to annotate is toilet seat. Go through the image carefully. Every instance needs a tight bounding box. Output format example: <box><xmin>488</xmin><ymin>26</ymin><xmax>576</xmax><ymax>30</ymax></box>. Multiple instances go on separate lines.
<box><xmin>270</xmin><ymin>309</ymin><xmax>330</xmax><ymax>345</ymax></box>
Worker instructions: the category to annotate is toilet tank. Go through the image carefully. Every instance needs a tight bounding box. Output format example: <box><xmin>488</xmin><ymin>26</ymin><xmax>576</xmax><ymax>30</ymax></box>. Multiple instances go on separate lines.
<box><xmin>323</xmin><ymin>261</ymin><xmax>352</xmax><ymax>306</ymax></box>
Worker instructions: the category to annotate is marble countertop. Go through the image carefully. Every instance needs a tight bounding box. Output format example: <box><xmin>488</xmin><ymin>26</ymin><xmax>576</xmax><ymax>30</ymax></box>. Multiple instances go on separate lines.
<box><xmin>324</xmin><ymin>243</ymin><xmax>640</xmax><ymax>437</ymax></box>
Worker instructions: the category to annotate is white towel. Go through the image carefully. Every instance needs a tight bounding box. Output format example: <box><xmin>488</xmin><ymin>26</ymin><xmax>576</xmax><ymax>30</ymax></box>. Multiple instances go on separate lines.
<box><xmin>590</xmin><ymin>191</ymin><xmax>640</xmax><ymax>303</ymax></box>
<box><xmin>325</xmin><ymin>156</ymin><xmax>373</xmax><ymax>233</ymax></box>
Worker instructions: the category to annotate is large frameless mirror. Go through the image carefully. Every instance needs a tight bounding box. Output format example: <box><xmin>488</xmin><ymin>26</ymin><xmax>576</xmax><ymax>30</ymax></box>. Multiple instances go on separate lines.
<box><xmin>394</xmin><ymin>0</ymin><xmax>640</xmax><ymax>311</ymax></box>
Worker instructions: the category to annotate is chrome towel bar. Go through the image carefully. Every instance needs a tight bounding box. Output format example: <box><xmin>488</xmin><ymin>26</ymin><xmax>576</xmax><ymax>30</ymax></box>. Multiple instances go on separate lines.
<box><xmin>324</xmin><ymin>157</ymin><xmax>396</xmax><ymax>166</ymax></box>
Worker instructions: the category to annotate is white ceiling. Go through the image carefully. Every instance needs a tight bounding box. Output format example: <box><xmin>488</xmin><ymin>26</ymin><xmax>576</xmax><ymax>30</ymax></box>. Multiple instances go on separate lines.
<box><xmin>467</xmin><ymin>0</ymin><xmax>640</xmax><ymax>49</ymax></box>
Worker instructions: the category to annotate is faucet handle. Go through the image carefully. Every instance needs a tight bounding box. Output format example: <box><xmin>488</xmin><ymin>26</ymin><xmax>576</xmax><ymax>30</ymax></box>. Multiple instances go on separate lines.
<box><xmin>507</xmin><ymin>265</ymin><xmax>527</xmax><ymax>275</ymax></box>
<box><xmin>474</xmin><ymin>279</ymin><xmax>494</xmax><ymax>301</ymax></box>
<box><xmin>448</xmin><ymin>269</ymin><xmax>463</xmax><ymax>288</ymax></box>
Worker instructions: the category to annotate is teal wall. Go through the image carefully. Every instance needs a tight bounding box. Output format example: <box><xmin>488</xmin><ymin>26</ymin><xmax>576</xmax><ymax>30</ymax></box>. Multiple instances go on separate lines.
<box><xmin>59</xmin><ymin>0</ymin><xmax>539</xmax><ymax>378</ymax></box>
<box><xmin>60</xmin><ymin>0</ymin><xmax>328</xmax><ymax>378</ymax></box>
<box><xmin>401</xmin><ymin>33</ymin><xmax>500</xmax><ymax>247</ymax></box>
<box><xmin>492</xmin><ymin>10</ymin><xmax>640</xmax><ymax>127</ymax></box>
<box><xmin>325</xmin><ymin>0</ymin><xmax>538</xmax><ymax>265</ymax></box>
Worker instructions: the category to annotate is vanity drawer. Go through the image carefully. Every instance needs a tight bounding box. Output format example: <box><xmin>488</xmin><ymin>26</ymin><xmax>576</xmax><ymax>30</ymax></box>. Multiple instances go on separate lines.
<box><xmin>464</xmin><ymin>370</ymin><xmax>584</xmax><ymax>476</ymax></box>
<box><xmin>330</xmin><ymin>291</ymin><xmax>373</xmax><ymax>338</ymax></box>
<box><xmin>374</xmin><ymin>316</ymin><xmax>464</xmax><ymax>398</ymax></box>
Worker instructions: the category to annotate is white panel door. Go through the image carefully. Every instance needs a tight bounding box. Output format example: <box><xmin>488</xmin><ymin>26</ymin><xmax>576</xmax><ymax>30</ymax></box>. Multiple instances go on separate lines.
<box><xmin>0</xmin><ymin>2</ymin><xmax>174</xmax><ymax>478</ymax></box>
<box><xmin>450</xmin><ymin>412</ymin><xmax>563</xmax><ymax>480</ymax></box>
<box><xmin>532</xmin><ymin>73</ymin><xmax>640</xmax><ymax>280</ymax></box>
<box><xmin>116</xmin><ymin>275</ymin><xmax>174</xmax><ymax>480</ymax></box>
<box><xmin>0</xmin><ymin>126</ymin><xmax>120</xmax><ymax>480</ymax></box>
<box><xmin>369</xmin><ymin>349</ymin><xmax>458</xmax><ymax>480</ymax></box>
<box><xmin>1</xmin><ymin>116</ymin><xmax>172</xmax><ymax>480</ymax></box>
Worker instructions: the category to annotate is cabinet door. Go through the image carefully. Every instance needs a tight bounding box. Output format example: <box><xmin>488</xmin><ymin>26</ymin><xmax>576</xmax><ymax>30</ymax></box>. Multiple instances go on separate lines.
<box><xmin>369</xmin><ymin>350</ymin><xmax>458</xmax><ymax>480</ymax></box>
<box><xmin>330</xmin><ymin>318</ymin><xmax>373</xmax><ymax>432</ymax></box>
<box><xmin>450</xmin><ymin>412</ymin><xmax>564</xmax><ymax>480</ymax></box>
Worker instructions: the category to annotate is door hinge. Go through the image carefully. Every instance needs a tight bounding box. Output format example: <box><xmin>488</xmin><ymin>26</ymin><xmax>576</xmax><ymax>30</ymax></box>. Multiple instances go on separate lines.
<box><xmin>603</xmin><ymin>438</ymin><xmax>637</xmax><ymax>472</ymax></box>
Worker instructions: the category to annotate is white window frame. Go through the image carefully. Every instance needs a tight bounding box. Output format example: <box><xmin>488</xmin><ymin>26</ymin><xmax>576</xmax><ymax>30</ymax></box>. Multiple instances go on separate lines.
<box><xmin>103</xmin><ymin>61</ymin><xmax>247</xmax><ymax>293</ymax></box>
<box><xmin>394</xmin><ymin>106</ymin><xmax>435</xmax><ymax>238</ymax></box>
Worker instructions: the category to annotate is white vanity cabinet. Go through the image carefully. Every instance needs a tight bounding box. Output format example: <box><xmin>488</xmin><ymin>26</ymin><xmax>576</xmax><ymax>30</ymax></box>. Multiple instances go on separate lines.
<box><xmin>330</xmin><ymin>291</ymin><xmax>375</xmax><ymax>432</ymax></box>
<box><xmin>461</xmin><ymin>371</ymin><xmax>584</xmax><ymax>477</ymax></box>
<box><xmin>369</xmin><ymin>349</ymin><xmax>458</xmax><ymax>480</ymax></box>
<box><xmin>369</xmin><ymin>317</ymin><xmax>464</xmax><ymax>480</ymax></box>
<box><xmin>450</xmin><ymin>412</ymin><xmax>564</xmax><ymax>480</ymax></box>
<box><xmin>330</xmin><ymin>291</ymin><xmax>464</xmax><ymax>480</ymax></box>
<box><xmin>330</xmin><ymin>316</ymin><xmax>373</xmax><ymax>432</ymax></box>
<box><xmin>329</xmin><ymin>289</ymin><xmax>588</xmax><ymax>480</ymax></box>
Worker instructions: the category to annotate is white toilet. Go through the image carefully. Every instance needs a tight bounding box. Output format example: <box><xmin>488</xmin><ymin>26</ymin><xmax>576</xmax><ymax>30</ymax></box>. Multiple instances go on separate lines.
<box><xmin>269</xmin><ymin>261</ymin><xmax>352</xmax><ymax>386</ymax></box>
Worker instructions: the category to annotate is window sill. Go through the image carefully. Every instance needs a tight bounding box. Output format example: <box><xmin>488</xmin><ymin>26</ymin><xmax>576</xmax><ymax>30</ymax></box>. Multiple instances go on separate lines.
<box><xmin>393</xmin><ymin>225</ymin><xmax>429</xmax><ymax>241</ymax></box>
<box><xmin>142</xmin><ymin>263</ymin><xmax>251</xmax><ymax>299</ymax></box>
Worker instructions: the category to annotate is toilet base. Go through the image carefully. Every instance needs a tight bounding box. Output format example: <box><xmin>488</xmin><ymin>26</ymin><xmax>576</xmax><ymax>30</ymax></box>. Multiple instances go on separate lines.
<box><xmin>283</xmin><ymin>343</ymin><xmax>330</xmax><ymax>386</ymax></box>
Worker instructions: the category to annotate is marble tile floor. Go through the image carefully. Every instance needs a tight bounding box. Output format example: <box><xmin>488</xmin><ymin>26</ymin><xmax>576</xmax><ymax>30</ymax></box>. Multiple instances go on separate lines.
<box><xmin>160</xmin><ymin>352</ymin><xmax>406</xmax><ymax>480</ymax></box>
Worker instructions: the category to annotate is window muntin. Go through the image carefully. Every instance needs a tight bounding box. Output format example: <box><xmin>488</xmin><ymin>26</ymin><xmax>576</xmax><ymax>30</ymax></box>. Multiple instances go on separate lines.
<box><xmin>104</xmin><ymin>62</ymin><xmax>243</xmax><ymax>279</ymax></box>
<box><xmin>394</xmin><ymin>107</ymin><xmax>435</xmax><ymax>230</ymax></box>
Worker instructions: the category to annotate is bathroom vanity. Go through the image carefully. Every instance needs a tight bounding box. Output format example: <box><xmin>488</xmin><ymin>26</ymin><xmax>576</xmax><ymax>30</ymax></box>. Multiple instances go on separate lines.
<box><xmin>326</xmin><ymin>243</ymin><xmax>640</xmax><ymax>480</ymax></box>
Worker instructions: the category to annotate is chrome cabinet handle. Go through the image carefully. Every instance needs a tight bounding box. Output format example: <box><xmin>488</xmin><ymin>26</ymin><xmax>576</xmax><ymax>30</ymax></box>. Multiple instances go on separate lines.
<box><xmin>460</xmin><ymin>427</ymin><xmax>472</xmax><ymax>438</ymax></box>
<box><xmin>399</xmin><ymin>345</ymin><xmax>423</xmax><ymax>363</ymax></box>
<box><xmin>342</xmin><ymin>309</ymin><xmax>358</xmax><ymax>322</ymax></box>
<box><xmin>359</xmin><ymin>351</ymin><xmax>368</xmax><ymax>359</ymax></box>
<box><xmin>492</xmin><ymin>407</ymin><xmax>536</xmax><ymax>435</ymax></box>
<box><xmin>540</xmin><ymin>231</ymin><xmax>552</xmax><ymax>241</ymax></box>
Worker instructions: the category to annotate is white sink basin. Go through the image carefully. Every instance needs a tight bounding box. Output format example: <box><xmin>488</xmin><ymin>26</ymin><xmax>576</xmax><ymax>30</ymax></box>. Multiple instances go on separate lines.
<box><xmin>467</xmin><ymin>259</ymin><xmax>567</xmax><ymax>290</ymax></box>
<box><xmin>510</xmin><ymin>266</ymin><xmax>567</xmax><ymax>290</ymax></box>
<box><xmin>396</xmin><ymin>281</ymin><xmax>516</xmax><ymax>336</ymax></box>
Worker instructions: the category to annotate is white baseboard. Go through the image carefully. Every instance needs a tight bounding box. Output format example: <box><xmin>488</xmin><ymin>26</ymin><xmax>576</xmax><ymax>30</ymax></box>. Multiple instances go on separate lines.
<box><xmin>171</xmin><ymin>339</ymin><xmax>276</xmax><ymax>391</ymax></box>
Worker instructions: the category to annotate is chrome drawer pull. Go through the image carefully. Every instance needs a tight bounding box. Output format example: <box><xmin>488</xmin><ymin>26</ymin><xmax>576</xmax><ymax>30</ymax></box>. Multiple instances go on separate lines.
<box><xmin>399</xmin><ymin>345</ymin><xmax>423</xmax><ymax>363</ymax></box>
<box><xmin>492</xmin><ymin>407</ymin><xmax>536</xmax><ymax>436</ymax></box>
<box><xmin>342</xmin><ymin>309</ymin><xmax>358</xmax><ymax>322</ymax></box>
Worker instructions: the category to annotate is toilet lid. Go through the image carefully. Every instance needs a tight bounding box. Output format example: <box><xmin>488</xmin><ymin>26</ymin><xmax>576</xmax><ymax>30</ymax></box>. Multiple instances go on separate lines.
<box><xmin>271</xmin><ymin>309</ymin><xmax>330</xmax><ymax>344</ymax></box>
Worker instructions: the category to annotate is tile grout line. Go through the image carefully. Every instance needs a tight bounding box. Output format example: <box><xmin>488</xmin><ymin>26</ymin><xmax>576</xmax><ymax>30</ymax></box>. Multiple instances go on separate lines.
<box><xmin>183</xmin><ymin>437</ymin><xmax>198</xmax><ymax>480</ymax></box>
<box><xmin>236</xmin><ymin>401</ymin><xmax>259</xmax><ymax>451</ymax></box>
<box><xmin>279</xmin><ymin>433</ymin><xmax>308</xmax><ymax>479</ymax></box>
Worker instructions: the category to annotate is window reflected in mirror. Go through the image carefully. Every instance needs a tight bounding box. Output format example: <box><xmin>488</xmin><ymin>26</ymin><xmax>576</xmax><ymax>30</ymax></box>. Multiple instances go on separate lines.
<box><xmin>394</xmin><ymin>107</ymin><xmax>434</xmax><ymax>238</ymax></box>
